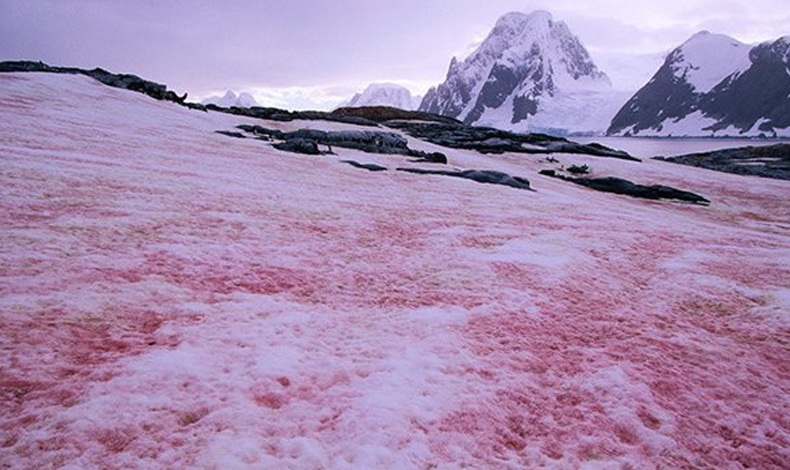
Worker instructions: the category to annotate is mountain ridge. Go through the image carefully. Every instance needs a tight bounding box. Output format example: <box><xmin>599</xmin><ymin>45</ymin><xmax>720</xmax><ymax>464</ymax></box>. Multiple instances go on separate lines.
<box><xmin>608</xmin><ymin>33</ymin><xmax>790</xmax><ymax>137</ymax></box>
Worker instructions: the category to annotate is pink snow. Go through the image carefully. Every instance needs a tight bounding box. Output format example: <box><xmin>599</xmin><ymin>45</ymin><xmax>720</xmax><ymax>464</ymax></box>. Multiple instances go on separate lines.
<box><xmin>1</xmin><ymin>73</ymin><xmax>790</xmax><ymax>469</ymax></box>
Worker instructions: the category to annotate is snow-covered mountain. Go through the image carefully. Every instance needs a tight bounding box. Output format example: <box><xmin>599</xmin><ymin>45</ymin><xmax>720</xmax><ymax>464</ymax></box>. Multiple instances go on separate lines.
<box><xmin>201</xmin><ymin>90</ymin><xmax>258</xmax><ymax>108</ymax></box>
<box><xmin>338</xmin><ymin>83</ymin><xmax>421</xmax><ymax>110</ymax></box>
<box><xmin>608</xmin><ymin>32</ymin><xmax>790</xmax><ymax>137</ymax></box>
<box><xmin>419</xmin><ymin>10</ymin><xmax>622</xmax><ymax>135</ymax></box>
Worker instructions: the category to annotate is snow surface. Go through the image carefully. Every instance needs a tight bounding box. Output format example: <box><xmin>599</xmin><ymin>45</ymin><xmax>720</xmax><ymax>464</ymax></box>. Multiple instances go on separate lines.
<box><xmin>2</xmin><ymin>72</ymin><xmax>790</xmax><ymax>469</ymax></box>
<box><xmin>671</xmin><ymin>31</ymin><xmax>752</xmax><ymax>94</ymax></box>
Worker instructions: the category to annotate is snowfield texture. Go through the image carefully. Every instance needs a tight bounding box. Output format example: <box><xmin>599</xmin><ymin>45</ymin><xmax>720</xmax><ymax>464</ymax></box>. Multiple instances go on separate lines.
<box><xmin>2</xmin><ymin>73</ymin><xmax>790</xmax><ymax>470</ymax></box>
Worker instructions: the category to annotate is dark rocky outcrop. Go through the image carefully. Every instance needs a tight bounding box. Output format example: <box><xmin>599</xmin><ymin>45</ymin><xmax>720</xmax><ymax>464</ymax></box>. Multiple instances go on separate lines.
<box><xmin>386</xmin><ymin>121</ymin><xmax>637</xmax><ymax>160</ymax></box>
<box><xmin>231</xmin><ymin>124</ymin><xmax>447</xmax><ymax>162</ymax></box>
<box><xmin>398</xmin><ymin>168</ymin><xmax>532</xmax><ymax>190</ymax></box>
<box><xmin>539</xmin><ymin>170</ymin><xmax>709</xmax><ymax>204</ymax></box>
<box><xmin>214</xmin><ymin>105</ymin><xmax>381</xmax><ymax>127</ymax></box>
<box><xmin>332</xmin><ymin>106</ymin><xmax>460</xmax><ymax>125</ymax></box>
<box><xmin>273</xmin><ymin>139</ymin><xmax>321</xmax><ymax>155</ymax></box>
<box><xmin>655</xmin><ymin>144</ymin><xmax>790</xmax><ymax>180</ymax></box>
<box><xmin>410</xmin><ymin>152</ymin><xmax>448</xmax><ymax>164</ymax></box>
<box><xmin>215</xmin><ymin>130</ymin><xmax>247</xmax><ymax>139</ymax></box>
<box><xmin>341</xmin><ymin>160</ymin><xmax>388</xmax><ymax>172</ymax></box>
<box><xmin>0</xmin><ymin>61</ymin><xmax>188</xmax><ymax>104</ymax></box>
<box><xmin>0</xmin><ymin>61</ymin><xmax>386</xmax><ymax>126</ymax></box>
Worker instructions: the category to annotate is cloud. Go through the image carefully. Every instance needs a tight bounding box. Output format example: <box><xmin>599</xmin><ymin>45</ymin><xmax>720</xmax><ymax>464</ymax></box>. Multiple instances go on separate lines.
<box><xmin>1</xmin><ymin>0</ymin><xmax>788</xmax><ymax>110</ymax></box>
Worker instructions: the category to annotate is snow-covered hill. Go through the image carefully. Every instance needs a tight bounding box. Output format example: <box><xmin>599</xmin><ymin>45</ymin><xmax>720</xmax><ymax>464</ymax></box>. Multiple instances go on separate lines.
<box><xmin>2</xmin><ymin>71</ymin><xmax>790</xmax><ymax>470</ymax></box>
<box><xmin>420</xmin><ymin>10</ymin><xmax>623</xmax><ymax>135</ymax></box>
<box><xmin>201</xmin><ymin>89</ymin><xmax>258</xmax><ymax>108</ymax></box>
<box><xmin>608</xmin><ymin>32</ymin><xmax>790</xmax><ymax>137</ymax></box>
<box><xmin>338</xmin><ymin>83</ymin><xmax>421</xmax><ymax>110</ymax></box>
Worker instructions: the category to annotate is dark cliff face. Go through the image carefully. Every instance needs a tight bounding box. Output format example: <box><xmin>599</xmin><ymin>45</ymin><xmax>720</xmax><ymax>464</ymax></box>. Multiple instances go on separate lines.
<box><xmin>608</xmin><ymin>36</ymin><xmax>790</xmax><ymax>137</ymax></box>
<box><xmin>701</xmin><ymin>38</ymin><xmax>790</xmax><ymax>132</ymax></box>
<box><xmin>608</xmin><ymin>51</ymin><xmax>699</xmax><ymax>135</ymax></box>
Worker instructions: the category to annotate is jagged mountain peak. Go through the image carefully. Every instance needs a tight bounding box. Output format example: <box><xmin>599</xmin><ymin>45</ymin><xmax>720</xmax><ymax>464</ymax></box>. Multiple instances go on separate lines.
<box><xmin>420</xmin><ymin>10</ymin><xmax>616</xmax><ymax>135</ymax></box>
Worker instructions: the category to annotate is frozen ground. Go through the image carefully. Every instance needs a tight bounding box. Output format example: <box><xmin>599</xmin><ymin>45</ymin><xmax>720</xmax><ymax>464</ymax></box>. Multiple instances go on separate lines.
<box><xmin>1</xmin><ymin>73</ymin><xmax>790</xmax><ymax>469</ymax></box>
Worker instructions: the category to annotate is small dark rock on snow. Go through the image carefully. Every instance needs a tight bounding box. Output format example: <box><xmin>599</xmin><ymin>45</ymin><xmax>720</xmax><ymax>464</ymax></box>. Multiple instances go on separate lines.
<box><xmin>540</xmin><ymin>170</ymin><xmax>709</xmax><ymax>204</ymax></box>
<box><xmin>398</xmin><ymin>168</ymin><xmax>532</xmax><ymax>191</ymax></box>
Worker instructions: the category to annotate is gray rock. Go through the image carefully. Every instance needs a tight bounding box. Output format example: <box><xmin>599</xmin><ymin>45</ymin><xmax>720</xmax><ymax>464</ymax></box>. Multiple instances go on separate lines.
<box><xmin>341</xmin><ymin>160</ymin><xmax>388</xmax><ymax>172</ymax></box>
<box><xmin>273</xmin><ymin>139</ymin><xmax>321</xmax><ymax>155</ymax></box>
<box><xmin>398</xmin><ymin>168</ymin><xmax>532</xmax><ymax>190</ymax></box>
<box><xmin>539</xmin><ymin>170</ymin><xmax>709</xmax><ymax>204</ymax></box>
<box><xmin>655</xmin><ymin>144</ymin><xmax>790</xmax><ymax>181</ymax></box>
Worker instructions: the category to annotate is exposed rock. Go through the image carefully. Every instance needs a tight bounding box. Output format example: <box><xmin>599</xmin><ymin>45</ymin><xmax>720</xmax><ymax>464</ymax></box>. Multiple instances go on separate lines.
<box><xmin>273</xmin><ymin>139</ymin><xmax>321</xmax><ymax>155</ymax></box>
<box><xmin>0</xmin><ymin>61</ymin><xmax>188</xmax><ymax>104</ymax></box>
<box><xmin>332</xmin><ymin>106</ymin><xmax>461</xmax><ymax>125</ymax></box>
<box><xmin>539</xmin><ymin>170</ymin><xmax>709</xmax><ymax>204</ymax></box>
<box><xmin>232</xmin><ymin>124</ymin><xmax>443</xmax><ymax>161</ymax></box>
<box><xmin>386</xmin><ymin>121</ymin><xmax>638</xmax><ymax>160</ymax></box>
<box><xmin>566</xmin><ymin>164</ymin><xmax>590</xmax><ymax>175</ymax></box>
<box><xmin>398</xmin><ymin>168</ymin><xmax>532</xmax><ymax>190</ymax></box>
<box><xmin>215</xmin><ymin>131</ymin><xmax>247</xmax><ymax>139</ymax></box>
<box><xmin>341</xmin><ymin>160</ymin><xmax>388</xmax><ymax>172</ymax></box>
<box><xmin>410</xmin><ymin>152</ymin><xmax>448</xmax><ymax>164</ymax></box>
<box><xmin>655</xmin><ymin>144</ymin><xmax>790</xmax><ymax>180</ymax></box>
<box><xmin>236</xmin><ymin>124</ymin><xmax>283</xmax><ymax>139</ymax></box>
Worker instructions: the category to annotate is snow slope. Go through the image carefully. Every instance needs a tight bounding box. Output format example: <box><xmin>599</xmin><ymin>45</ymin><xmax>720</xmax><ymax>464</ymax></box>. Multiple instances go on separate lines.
<box><xmin>2</xmin><ymin>72</ymin><xmax>790</xmax><ymax>469</ymax></box>
<box><xmin>671</xmin><ymin>31</ymin><xmax>752</xmax><ymax>94</ymax></box>
<box><xmin>338</xmin><ymin>83</ymin><xmax>421</xmax><ymax>110</ymax></box>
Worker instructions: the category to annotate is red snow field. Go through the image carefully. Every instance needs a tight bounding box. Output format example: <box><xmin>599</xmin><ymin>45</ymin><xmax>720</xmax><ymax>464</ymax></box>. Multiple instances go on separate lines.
<box><xmin>2</xmin><ymin>73</ymin><xmax>790</xmax><ymax>469</ymax></box>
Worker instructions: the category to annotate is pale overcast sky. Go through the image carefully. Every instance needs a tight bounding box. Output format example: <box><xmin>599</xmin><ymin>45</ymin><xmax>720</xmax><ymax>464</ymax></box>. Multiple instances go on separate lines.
<box><xmin>1</xmin><ymin>0</ymin><xmax>789</xmax><ymax>109</ymax></box>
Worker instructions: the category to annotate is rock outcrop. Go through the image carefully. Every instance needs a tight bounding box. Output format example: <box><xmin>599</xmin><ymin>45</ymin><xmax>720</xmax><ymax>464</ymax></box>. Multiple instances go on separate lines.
<box><xmin>398</xmin><ymin>168</ymin><xmax>532</xmax><ymax>190</ymax></box>
<box><xmin>539</xmin><ymin>170</ymin><xmax>710</xmax><ymax>204</ymax></box>
<box><xmin>0</xmin><ymin>61</ymin><xmax>188</xmax><ymax>104</ymax></box>
<box><xmin>655</xmin><ymin>144</ymin><xmax>790</xmax><ymax>180</ymax></box>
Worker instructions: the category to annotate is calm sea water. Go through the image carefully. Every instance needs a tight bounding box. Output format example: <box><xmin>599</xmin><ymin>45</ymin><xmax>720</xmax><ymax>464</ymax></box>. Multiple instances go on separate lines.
<box><xmin>574</xmin><ymin>137</ymin><xmax>789</xmax><ymax>160</ymax></box>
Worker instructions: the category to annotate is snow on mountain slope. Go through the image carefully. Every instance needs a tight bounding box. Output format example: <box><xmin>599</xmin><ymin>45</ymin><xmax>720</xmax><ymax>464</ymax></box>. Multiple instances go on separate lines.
<box><xmin>420</xmin><ymin>10</ymin><xmax>618</xmax><ymax>135</ymax></box>
<box><xmin>201</xmin><ymin>89</ymin><xmax>258</xmax><ymax>108</ymax></box>
<box><xmin>338</xmin><ymin>83</ymin><xmax>421</xmax><ymax>110</ymax></box>
<box><xmin>2</xmin><ymin>72</ymin><xmax>790</xmax><ymax>469</ymax></box>
<box><xmin>671</xmin><ymin>31</ymin><xmax>752</xmax><ymax>93</ymax></box>
<box><xmin>609</xmin><ymin>33</ymin><xmax>790</xmax><ymax>137</ymax></box>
